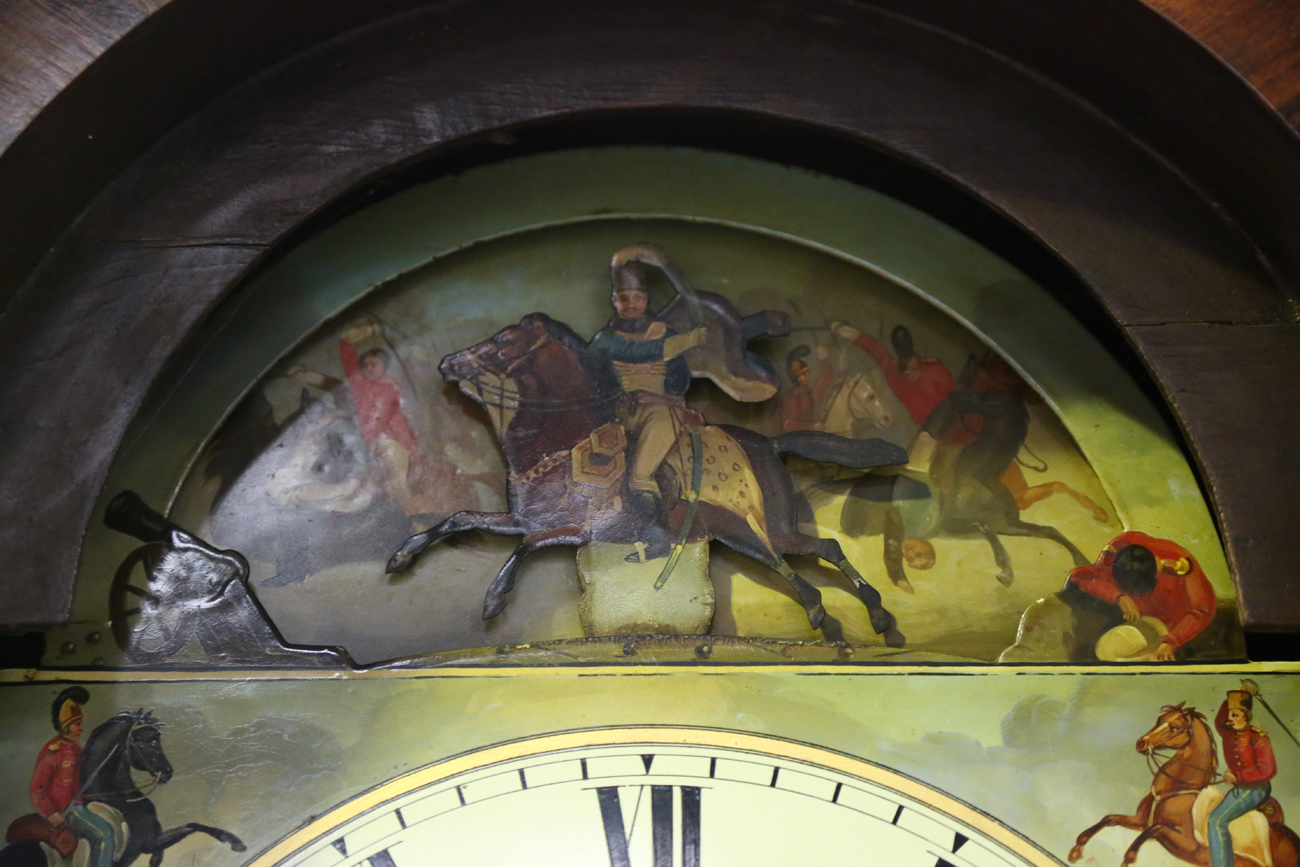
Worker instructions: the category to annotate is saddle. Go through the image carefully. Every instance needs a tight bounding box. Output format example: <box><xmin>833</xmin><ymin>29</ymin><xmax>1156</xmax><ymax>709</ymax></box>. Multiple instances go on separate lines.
<box><xmin>568</xmin><ymin>422</ymin><xmax>770</xmax><ymax>546</ymax></box>
<box><xmin>1191</xmin><ymin>787</ymin><xmax>1274</xmax><ymax>867</ymax></box>
<box><xmin>6</xmin><ymin>804</ymin><xmax>128</xmax><ymax>867</ymax></box>
<box><xmin>6</xmin><ymin>814</ymin><xmax>77</xmax><ymax>858</ymax></box>
<box><xmin>1260</xmin><ymin>798</ymin><xmax>1286</xmax><ymax>827</ymax></box>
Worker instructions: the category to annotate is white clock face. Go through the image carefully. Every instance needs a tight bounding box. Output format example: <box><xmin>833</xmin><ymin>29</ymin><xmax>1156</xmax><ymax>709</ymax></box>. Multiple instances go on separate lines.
<box><xmin>251</xmin><ymin>729</ymin><xmax>1054</xmax><ymax>867</ymax></box>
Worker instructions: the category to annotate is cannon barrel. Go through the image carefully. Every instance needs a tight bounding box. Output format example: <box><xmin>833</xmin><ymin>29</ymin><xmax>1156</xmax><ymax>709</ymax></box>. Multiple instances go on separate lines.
<box><xmin>104</xmin><ymin>490</ymin><xmax>184</xmax><ymax>544</ymax></box>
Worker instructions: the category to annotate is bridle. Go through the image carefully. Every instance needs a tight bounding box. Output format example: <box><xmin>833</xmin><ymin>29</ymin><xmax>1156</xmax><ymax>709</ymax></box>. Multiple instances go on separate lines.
<box><xmin>454</xmin><ymin>329</ymin><xmax>619</xmax><ymax>414</ymax></box>
<box><xmin>1139</xmin><ymin>706</ymin><xmax>1221</xmax><ymax>823</ymax></box>
<box><xmin>81</xmin><ymin>716</ymin><xmax>167</xmax><ymax>802</ymax></box>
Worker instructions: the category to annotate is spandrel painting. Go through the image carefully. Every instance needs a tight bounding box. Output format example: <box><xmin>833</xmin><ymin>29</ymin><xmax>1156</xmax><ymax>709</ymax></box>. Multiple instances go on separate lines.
<box><xmin>47</xmin><ymin>148</ymin><xmax>1238</xmax><ymax>669</ymax></box>
<box><xmin>114</xmin><ymin>218</ymin><xmax>1233</xmax><ymax>667</ymax></box>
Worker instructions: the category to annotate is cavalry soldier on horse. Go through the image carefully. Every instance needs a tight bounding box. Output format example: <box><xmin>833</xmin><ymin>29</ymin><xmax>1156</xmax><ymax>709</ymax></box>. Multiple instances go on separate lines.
<box><xmin>388</xmin><ymin>242</ymin><xmax>907</xmax><ymax>635</ymax></box>
<box><xmin>588</xmin><ymin>245</ymin><xmax>707</xmax><ymax>553</ymax></box>
<box><xmin>26</xmin><ymin>688</ymin><xmax>115</xmax><ymax>867</ymax></box>
<box><xmin>1211</xmin><ymin>684</ymin><xmax>1279</xmax><ymax>867</ymax></box>
<box><xmin>1071</xmin><ymin>680</ymin><xmax>1297</xmax><ymax>867</ymax></box>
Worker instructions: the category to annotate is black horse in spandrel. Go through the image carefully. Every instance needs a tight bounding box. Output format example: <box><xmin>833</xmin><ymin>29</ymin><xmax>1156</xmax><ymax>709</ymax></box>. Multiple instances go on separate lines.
<box><xmin>930</xmin><ymin>387</ymin><xmax>1090</xmax><ymax>585</ymax></box>
<box><xmin>387</xmin><ymin>312</ymin><xmax>909</xmax><ymax>640</ymax></box>
<box><xmin>0</xmin><ymin>711</ymin><xmax>244</xmax><ymax>867</ymax></box>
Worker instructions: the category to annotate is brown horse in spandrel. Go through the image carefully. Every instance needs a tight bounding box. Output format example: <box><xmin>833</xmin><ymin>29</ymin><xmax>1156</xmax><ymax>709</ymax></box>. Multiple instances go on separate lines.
<box><xmin>386</xmin><ymin>313</ymin><xmax>908</xmax><ymax>639</ymax></box>
<box><xmin>1071</xmin><ymin>703</ymin><xmax>1299</xmax><ymax>867</ymax></box>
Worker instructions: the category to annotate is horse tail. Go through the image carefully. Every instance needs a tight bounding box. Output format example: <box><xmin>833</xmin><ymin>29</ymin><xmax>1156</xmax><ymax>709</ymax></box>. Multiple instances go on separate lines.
<box><xmin>772</xmin><ymin>432</ymin><xmax>907</xmax><ymax>469</ymax></box>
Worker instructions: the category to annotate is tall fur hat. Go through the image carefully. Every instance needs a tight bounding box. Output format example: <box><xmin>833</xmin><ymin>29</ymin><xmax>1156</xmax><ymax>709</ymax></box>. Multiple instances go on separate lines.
<box><xmin>1227</xmin><ymin>689</ymin><xmax>1254</xmax><ymax>716</ymax></box>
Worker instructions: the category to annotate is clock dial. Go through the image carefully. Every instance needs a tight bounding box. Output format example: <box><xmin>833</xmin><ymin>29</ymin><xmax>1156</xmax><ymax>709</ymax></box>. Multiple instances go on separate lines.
<box><xmin>251</xmin><ymin>728</ymin><xmax>1056</xmax><ymax>867</ymax></box>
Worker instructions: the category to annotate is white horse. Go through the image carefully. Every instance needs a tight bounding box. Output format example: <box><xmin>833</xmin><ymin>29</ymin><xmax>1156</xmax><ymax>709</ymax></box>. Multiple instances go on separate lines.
<box><xmin>821</xmin><ymin>369</ymin><xmax>893</xmax><ymax>435</ymax></box>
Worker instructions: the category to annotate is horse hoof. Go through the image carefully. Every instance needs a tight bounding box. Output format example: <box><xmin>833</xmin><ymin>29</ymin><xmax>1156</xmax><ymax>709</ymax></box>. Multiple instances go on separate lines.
<box><xmin>230</xmin><ymin>840</ymin><xmax>248</xmax><ymax>853</ymax></box>
<box><xmin>869</xmin><ymin>607</ymin><xmax>895</xmax><ymax>635</ymax></box>
<box><xmin>995</xmin><ymin>570</ymin><xmax>1013</xmax><ymax>587</ymax></box>
<box><xmin>806</xmin><ymin>604</ymin><xmax>826</xmax><ymax>631</ymax></box>
<box><xmin>895</xmin><ymin>579</ymin><xmax>915</xmax><ymax>594</ymax></box>
<box><xmin>483</xmin><ymin>597</ymin><xmax>507</xmax><ymax>620</ymax></box>
<box><xmin>883</xmin><ymin>625</ymin><xmax>906</xmax><ymax>648</ymax></box>
<box><xmin>388</xmin><ymin>535</ymin><xmax>435</xmax><ymax>572</ymax></box>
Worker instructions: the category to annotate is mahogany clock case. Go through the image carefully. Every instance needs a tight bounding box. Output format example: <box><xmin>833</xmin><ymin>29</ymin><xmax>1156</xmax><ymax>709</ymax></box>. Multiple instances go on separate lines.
<box><xmin>1</xmin><ymin>5</ymin><xmax>1298</xmax><ymax>867</ymax></box>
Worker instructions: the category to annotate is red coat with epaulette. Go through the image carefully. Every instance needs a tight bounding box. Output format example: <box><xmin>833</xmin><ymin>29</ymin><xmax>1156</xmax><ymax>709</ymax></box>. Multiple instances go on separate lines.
<box><xmin>30</xmin><ymin>735</ymin><xmax>82</xmax><ymax>817</ymax></box>
<box><xmin>1217</xmin><ymin>700</ymin><xmax>1277</xmax><ymax>785</ymax></box>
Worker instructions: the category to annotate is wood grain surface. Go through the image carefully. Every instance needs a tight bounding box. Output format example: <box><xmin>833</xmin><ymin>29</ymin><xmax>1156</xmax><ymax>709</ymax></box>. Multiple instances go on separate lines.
<box><xmin>0</xmin><ymin>0</ymin><xmax>163</xmax><ymax>149</ymax></box>
<box><xmin>1130</xmin><ymin>322</ymin><xmax>1300</xmax><ymax>627</ymax></box>
<box><xmin>1146</xmin><ymin>0</ymin><xmax>1300</xmax><ymax>127</ymax></box>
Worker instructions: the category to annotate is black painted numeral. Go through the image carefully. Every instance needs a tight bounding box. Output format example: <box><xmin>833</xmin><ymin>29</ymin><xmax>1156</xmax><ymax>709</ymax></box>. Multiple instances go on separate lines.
<box><xmin>652</xmin><ymin>786</ymin><xmax>673</xmax><ymax>866</ymax></box>
<box><xmin>597</xmin><ymin>788</ymin><xmax>631</xmax><ymax>867</ymax></box>
<box><xmin>597</xmin><ymin>785</ymin><xmax>702</xmax><ymax>867</ymax></box>
<box><xmin>681</xmin><ymin>786</ymin><xmax>701</xmax><ymax>867</ymax></box>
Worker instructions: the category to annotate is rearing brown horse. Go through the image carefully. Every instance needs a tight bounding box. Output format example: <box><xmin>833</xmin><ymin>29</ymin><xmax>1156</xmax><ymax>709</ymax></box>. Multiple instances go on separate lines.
<box><xmin>1070</xmin><ymin>703</ymin><xmax>1299</xmax><ymax>867</ymax></box>
<box><xmin>386</xmin><ymin>313</ymin><xmax>908</xmax><ymax>639</ymax></box>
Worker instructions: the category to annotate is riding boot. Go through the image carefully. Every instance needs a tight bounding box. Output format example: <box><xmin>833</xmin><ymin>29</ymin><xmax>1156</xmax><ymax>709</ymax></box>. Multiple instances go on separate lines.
<box><xmin>625</xmin><ymin>489</ymin><xmax>675</xmax><ymax>562</ymax></box>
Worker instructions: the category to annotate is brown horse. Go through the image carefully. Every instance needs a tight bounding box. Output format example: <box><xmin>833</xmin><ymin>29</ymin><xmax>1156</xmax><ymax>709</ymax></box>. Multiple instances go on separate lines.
<box><xmin>386</xmin><ymin>313</ymin><xmax>908</xmax><ymax>639</ymax></box>
<box><xmin>1070</xmin><ymin>703</ymin><xmax>1299</xmax><ymax>867</ymax></box>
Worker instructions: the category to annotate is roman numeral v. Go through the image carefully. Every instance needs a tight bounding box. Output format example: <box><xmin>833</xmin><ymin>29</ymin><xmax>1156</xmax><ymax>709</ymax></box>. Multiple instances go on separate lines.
<box><xmin>596</xmin><ymin>785</ymin><xmax>701</xmax><ymax>867</ymax></box>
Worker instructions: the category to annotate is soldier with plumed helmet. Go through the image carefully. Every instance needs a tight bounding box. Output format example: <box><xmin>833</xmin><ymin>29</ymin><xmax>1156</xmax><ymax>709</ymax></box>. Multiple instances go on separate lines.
<box><xmin>29</xmin><ymin>687</ymin><xmax>116</xmax><ymax>867</ymax></box>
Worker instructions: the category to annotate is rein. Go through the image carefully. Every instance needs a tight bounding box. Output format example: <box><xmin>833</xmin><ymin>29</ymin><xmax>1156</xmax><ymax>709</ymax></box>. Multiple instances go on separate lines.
<box><xmin>1140</xmin><ymin>713</ymin><xmax>1222</xmax><ymax>826</ymax></box>
<box><xmin>456</xmin><ymin>333</ymin><xmax>619</xmax><ymax>415</ymax></box>
<box><xmin>83</xmin><ymin>720</ymin><xmax>165</xmax><ymax>802</ymax></box>
<box><xmin>462</xmin><ymin>374</ymin><xmax>620</xmax><ymax>414</ymax></box>
<box><xmin>1015</xmin><ymin>442</ymin><xmax>1049</xmax><ymax>473</ymax></box>
<box><xmin>953</xmin><ymin>395</ymin><xmax>1050</xmax><ymax>474</ymax></box>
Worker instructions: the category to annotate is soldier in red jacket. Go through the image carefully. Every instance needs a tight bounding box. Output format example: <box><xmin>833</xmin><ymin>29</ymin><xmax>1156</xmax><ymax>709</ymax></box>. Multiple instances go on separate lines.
<box><xmin>1209</xmin><ymin>684</ymin><xmax>1277</xmax><ymax>867</ymax></box>
<box><xmin>1068</xmin><ymin>530</ymin><xmax>1215</xmax><ymax>660</ymax></box>
<box><xmin>337</xmin><ymin>322</ymin><xmax>435</xmax><ymax>516</ymax></box>
<box><xmin>780</xmin><ymin>345</ymin><xmax>834</xmax><ymax>432</ymax></box>
<box><xmin>831</xmin><ymin>321</ymin><xmax>954</xmax><ymax>427</ymax></box>
<box><xmin>30</xmin><ymin>687</ymin><xmax>115</xmax><ymax>867</ymax></box>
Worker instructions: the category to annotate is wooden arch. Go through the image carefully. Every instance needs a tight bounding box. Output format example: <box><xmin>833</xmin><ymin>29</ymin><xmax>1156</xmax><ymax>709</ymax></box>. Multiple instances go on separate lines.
<box><xmin>0</xmin><ymin>0</ymin><xmax>1298</xmax><ymax>633</ymax></box>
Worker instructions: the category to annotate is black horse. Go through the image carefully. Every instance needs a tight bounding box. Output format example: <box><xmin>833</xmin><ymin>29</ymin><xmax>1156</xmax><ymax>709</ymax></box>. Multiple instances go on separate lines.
<box><xmin>0</xmin><ymin>711</ymin><xmax>244</xmax><ymax>867</ymax></box>
<box><xmin>929</xmin><ymin>387</ymin><xmax>1090</xmax><ymax>585</ymax></box>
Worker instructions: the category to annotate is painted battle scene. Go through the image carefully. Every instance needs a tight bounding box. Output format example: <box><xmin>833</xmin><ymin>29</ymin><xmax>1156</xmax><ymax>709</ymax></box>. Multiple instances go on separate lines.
<box><xmin>65</xmin><ymin>219</ymin><xmax>1239</xmax><ymax>667</ymax></box>
<box><xmin>0</xmin><ymin>670</ymin><xmax>1294</xmax><ymax>867</ymax></box>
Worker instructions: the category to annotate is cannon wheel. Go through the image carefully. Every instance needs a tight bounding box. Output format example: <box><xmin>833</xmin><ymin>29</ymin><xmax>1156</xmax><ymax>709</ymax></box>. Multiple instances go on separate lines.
<box><xmin>109</xmin><ymin>543</ymin><xmax>185</xmax><ymax>664</ymax></box>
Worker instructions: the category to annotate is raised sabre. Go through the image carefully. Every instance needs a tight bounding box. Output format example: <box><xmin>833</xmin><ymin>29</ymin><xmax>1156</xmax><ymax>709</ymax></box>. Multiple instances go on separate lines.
<box><xmin>1241</xmin><ymin>678</ymin><xmax>1300</xmax><ymax>750</ymax></box>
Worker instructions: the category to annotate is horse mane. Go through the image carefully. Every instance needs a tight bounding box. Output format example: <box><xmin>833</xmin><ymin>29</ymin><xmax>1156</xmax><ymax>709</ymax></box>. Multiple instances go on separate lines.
<box><xmin>86</xmin><ymin>709</ymin><xmax>160</xmax><ymax>752</ymax></box>
<box><xmin>1167</xmin><ymin>704</ymin><xmax>1218</xmax><ymax>776</ymax></box>
<box><xmin>519</xmin><ymin>313</ymin><xmax>620</xmax><ymax>400</ymax></box>
<box><xmin>521</xmin><ymin>313</ymin><xmax>587</xmax><ymax>356</ymax></box>
<box><xmin>1162</xmin><ymin>702</ymin><xmax>1208</xmax><ymax>723</ymax></box>
<box><xmin>82</xmin><ymin>710</ymin><xmax>162</xmax><ymax>791</ymax></box>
